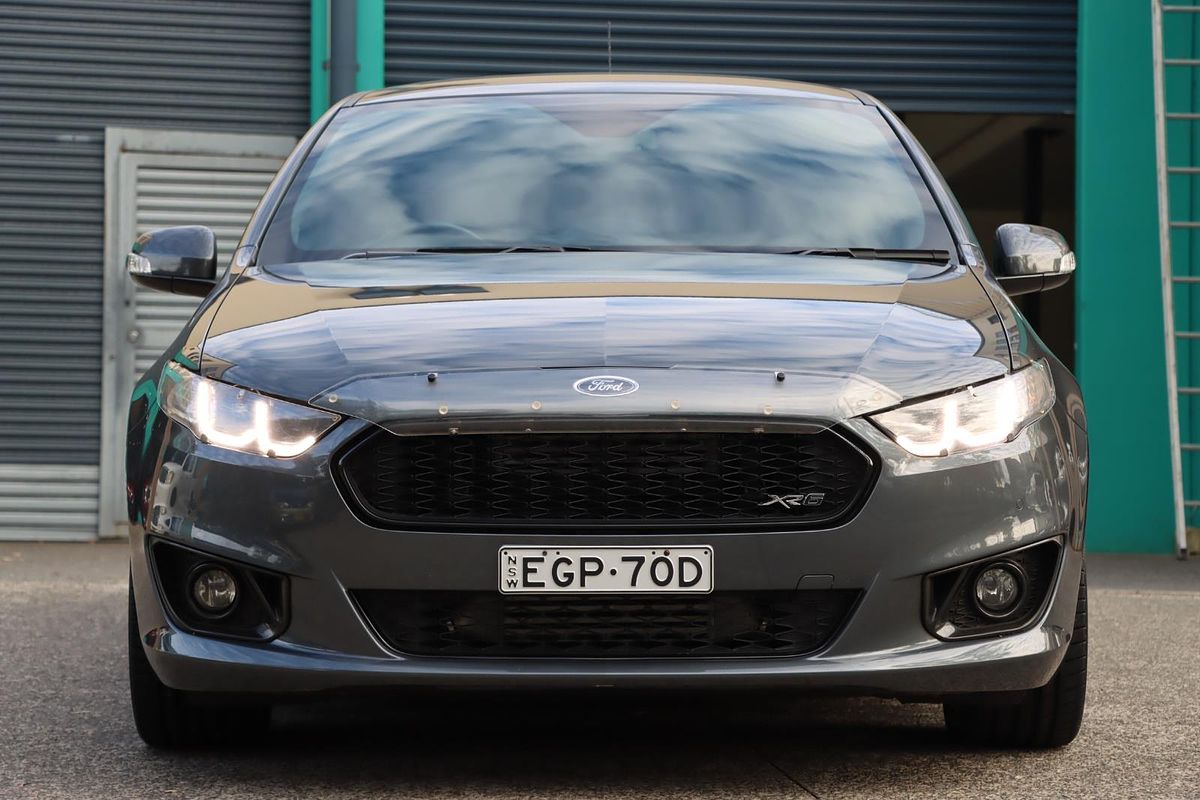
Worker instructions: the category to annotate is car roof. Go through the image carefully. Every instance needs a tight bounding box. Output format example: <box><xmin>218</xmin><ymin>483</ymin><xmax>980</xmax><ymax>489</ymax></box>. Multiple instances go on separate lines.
<box><xmin>354</xmin><ymin>73</ymin><xmax>864</xmax><ymax>106</ymax></box>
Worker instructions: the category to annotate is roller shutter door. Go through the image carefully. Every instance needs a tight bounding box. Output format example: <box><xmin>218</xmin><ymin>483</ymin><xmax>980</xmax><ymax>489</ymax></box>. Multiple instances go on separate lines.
<box><xmin>384</xmin><ymin>0</ymin><xmax>1077</xmax><ymax>114</ymax></box>
<box><xmin>0</xmin><ymin>0</ymin><xmax>308</xmax><ymax>540</ymax></box>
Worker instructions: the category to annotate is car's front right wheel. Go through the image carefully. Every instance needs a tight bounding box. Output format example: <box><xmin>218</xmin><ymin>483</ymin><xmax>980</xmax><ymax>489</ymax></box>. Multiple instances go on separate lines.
<box><xmin>942</xmin><ymin>564</ymin><xmax>1088</xmax><ymax>749</ymax></box>
<box><xmin>128</xmin><ymin>577</ymin><xmax>270</xmax><ymax>748</ymax></box>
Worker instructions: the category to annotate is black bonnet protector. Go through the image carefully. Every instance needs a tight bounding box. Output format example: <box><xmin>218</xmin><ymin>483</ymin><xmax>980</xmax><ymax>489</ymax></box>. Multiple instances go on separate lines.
<box><xmin>199</xmin><ymin>252</ymin><xmax>1010</xmax><ymax>433</ymax></box>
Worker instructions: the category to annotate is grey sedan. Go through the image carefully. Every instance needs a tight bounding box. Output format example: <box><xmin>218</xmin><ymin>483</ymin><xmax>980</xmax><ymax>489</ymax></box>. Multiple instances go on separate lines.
<box><xmin>123</xmin><ymin>74</ymin><xmax>1088</xmax><ymax>749</ymax></box>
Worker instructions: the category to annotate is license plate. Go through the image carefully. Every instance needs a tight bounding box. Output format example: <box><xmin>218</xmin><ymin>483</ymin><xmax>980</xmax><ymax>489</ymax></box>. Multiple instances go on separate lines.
<box><xmin>498</xmin><ymin>546</ymin><xmax>713</xmax><ymax>594</ymax></box>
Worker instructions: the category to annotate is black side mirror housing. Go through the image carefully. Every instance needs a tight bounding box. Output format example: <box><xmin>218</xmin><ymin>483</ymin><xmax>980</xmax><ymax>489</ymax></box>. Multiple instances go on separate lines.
<box><xmin>992</xmin><ymin>223</ymin><xmax>1076</xmax><ymax>296</ymax></box>
<box><xmin>126</xmin><ymin>226</ymin><xmax>218</xmax><ymax>297</ymax></box>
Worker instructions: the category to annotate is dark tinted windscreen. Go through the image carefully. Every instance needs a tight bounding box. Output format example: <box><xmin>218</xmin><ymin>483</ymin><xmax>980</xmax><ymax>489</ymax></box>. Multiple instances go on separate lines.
<box><xmin>258</xmin><ymin>92</ymin><xmax>954</xmax><ymax>262</ymax></box>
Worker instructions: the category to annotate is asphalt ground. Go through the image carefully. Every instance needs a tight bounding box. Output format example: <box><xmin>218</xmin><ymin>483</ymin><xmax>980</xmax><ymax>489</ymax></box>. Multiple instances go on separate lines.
<box><xmin>1</xmin><ymin>542</ymin><xmax>1197</xmax><ymax>799</ymax></box>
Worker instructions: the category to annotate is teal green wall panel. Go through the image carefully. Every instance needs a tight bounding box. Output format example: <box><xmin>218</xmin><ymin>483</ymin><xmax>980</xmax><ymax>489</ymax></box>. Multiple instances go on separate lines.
<box><xmin>1076</xmin><ymin>0</ymin><xmax>1176</xmax><ymax>552</ymax></box>
<box><xmin>310</xmin><ymin>0</ymin><xmax>329</xmax><ymax>122</ymax></box>
<box><xmin>311</xmin><ymin>0</ymin><xmax>384</xmax><ymax>120</ymax></box>
<box><xmin>356</xmin><ymin>0</ymin><xmax>385</xmax><ymax>92</ymax></box>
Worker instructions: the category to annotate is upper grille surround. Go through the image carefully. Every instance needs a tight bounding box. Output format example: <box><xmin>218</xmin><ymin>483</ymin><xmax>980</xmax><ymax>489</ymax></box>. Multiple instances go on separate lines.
<box><xmin>337</xmin><ymin>423</ymin><xmax>876</xmax><ymax>532</ymax></box>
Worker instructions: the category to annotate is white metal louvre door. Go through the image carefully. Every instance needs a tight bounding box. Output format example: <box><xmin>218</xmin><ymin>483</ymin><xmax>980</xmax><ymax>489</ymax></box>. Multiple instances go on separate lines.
<box><xmin>101</xmin><ymin>129</ymin><xmax>295</xmax><ymax>539</ymax></box>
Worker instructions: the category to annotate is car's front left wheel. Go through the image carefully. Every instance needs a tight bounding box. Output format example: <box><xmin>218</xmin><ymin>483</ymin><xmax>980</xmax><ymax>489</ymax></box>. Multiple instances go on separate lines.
<box><xmin>942</xmin><ymin>564</ymin><xmax>1088</xmax><ymax>749</ymax></box>
<box><xmin>128</xmin><ymin>577</ymin><xmax>270</xmax><ymax>748</ymax></box>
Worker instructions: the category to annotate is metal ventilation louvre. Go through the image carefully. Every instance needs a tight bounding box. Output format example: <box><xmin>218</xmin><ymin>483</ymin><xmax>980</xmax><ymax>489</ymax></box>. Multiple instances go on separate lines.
<box><xmin>0</xmin><ymin>0</ymin><xmax>308</xmax><ymax>540</ymax></box>
<box><xmin>384</xmin><ymin>0</ymin><xmax>1077</xmax><ymax>114</ymax></box>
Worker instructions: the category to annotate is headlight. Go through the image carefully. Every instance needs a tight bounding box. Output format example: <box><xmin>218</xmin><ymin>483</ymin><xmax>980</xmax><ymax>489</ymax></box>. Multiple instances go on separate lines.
<box><xmin>869</xmin><ymin>360</ymin><xmax>1055</xmax><ymax>457</ymax></box>
<box><xmin>159</xmin><ymin>362</ymin><xmax>339</xmax><ymax>457</ymax></box>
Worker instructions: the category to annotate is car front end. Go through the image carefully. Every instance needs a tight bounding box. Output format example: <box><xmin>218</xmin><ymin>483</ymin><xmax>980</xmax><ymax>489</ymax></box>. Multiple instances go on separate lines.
<box><xmin>130</xmin><ymin>400</ymin><xmax>1083</xmax><ymax>700</ymax></box>
<box><xmin>124</xmin><ymin>75</ymin><xmax>1088</xmax><ymax>749</ymax></box>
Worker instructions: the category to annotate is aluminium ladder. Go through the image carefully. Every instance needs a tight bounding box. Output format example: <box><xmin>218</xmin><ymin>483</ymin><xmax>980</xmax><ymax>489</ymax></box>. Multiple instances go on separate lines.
<box><xmin>1152</xmin><ymin>0</ymin><xmax>1198</xmax><ymax>558</ymax></box>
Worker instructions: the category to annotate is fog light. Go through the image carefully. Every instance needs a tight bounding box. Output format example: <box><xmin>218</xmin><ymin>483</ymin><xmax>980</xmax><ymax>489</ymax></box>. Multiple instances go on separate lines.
<box><xmin>190</xmin><ymin>566</ymin><xmax>238</xmax><ymax>615</ymax></box>
<box><xmin>973</xmin><ymin>563</ymin><xmax>1023</xmax><ymax>617</ymax></box>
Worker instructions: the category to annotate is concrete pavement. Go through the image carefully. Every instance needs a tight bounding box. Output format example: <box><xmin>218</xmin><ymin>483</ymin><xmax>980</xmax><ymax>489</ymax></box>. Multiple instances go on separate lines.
<box><xmin>1</xmin><ymin>542</ymin><xmax>1197</xmax><ymax>799</ymax></box>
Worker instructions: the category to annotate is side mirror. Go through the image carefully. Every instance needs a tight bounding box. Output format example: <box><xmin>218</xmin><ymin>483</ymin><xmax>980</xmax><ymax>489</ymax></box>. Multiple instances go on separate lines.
<box><xmin>126</xmin><ymin>226</ymin><xmax>218</xmax><ymax>297</ymax></box>
<box><xmin>992</xmin><ymin>223</ymin><xmax>1075</xmax><ymax>296</ymax></box>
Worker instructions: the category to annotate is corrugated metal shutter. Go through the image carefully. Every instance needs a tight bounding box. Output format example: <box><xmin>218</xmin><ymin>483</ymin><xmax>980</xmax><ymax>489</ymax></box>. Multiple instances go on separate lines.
<box><xmin>0</xmin><ymin>467</ymin><xmax>100</xmax><ymax>542</ymax></box>
<box><xmin>384</xmin><ymin>0</ymin><xmax>1077</xmax><ymax>113</ymax></box>
<box><xmin>0</xmin><ymin>0</ymin><xmax>308</xmax><ymax>541</ymax></box>
<box><xmin>131</xmin><ymin>163</ymin><xmax>281</xmax><ymax>377</ymax></box>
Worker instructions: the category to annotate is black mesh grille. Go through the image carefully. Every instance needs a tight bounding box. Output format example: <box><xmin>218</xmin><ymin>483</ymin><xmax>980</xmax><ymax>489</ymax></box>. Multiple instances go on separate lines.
<box><xmin>353</xmin><ymin>590</ymin><xmax>860</xmax><ymax>658</ymax></box>
<box><xmin>338</xmin><ymin>429</ymin><xmax>874</xmax><ymax>530</ymax></box>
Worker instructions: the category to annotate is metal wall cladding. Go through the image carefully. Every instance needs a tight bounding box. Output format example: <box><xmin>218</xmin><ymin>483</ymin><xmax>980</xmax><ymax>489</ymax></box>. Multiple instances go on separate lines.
<box><xmin>384</xmin><ymin>0</ymin><xmax>1077</xmax><ymax>113</ymax></box>
<box><xmin>0</xmin><ymin>0</ymin><xmax>308</xmax><ymax>539</ymax></box>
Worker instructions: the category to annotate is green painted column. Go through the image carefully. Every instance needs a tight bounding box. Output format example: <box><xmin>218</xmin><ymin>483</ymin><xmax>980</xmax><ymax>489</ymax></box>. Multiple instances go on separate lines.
<box><xmin>1076</xmin><ymin>0</ymin><xmax>1176</xmax><ymax>552</ymax></box>
<box><xmin>310</xmin><ymin>0</ymin><xmax>330</xmax><ymax>122</ymax></box>
<box><xmin>355</xmin><ymin>0</ymin><xmax>385</xmax><ymax>92</ymax></box>
<box><xmin>310</xmin><ymin>0</ymin><xmax>385</xmax><ymax>123</ymax></box>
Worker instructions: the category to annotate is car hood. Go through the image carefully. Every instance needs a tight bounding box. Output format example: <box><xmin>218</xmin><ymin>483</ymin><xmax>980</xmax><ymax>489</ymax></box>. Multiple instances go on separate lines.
<box><xmin>198</xmin><ymin>252</ymin><xmax>1009</xmax><ymax>431</ymax></box>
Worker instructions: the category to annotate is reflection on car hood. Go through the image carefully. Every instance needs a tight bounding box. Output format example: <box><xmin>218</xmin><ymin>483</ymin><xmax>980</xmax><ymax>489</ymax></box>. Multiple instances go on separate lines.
<box><xmin>198</xmin><ymin>252</ymin><xmax>1009</xmax><ymax>428</ymax></box>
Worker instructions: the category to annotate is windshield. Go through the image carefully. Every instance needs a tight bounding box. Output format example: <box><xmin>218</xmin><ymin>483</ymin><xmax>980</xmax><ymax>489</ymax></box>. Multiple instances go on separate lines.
<box><xmin>258</xmin><ymin>92</ymin><xmax>956</xmax><ymax>264</ymax></box>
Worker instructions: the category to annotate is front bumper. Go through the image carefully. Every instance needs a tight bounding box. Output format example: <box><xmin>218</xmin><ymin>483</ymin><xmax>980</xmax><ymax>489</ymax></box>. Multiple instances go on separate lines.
<box><xmin>129</xmin><ymin>408</ymin><xmax>1088</xmax><ymax>699</ymax></box>
<box><xmin>139</xmin><ymin>577</ymin><xmax>1077</xmax><ymax>697</ymax></box>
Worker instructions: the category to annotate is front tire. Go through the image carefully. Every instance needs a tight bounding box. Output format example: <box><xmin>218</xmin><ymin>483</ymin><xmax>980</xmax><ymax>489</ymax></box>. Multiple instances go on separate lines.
<box><xmin>128</xmin><ymin>576</ymin><xmax>270</xmax><ymax>748</ymax></box>
<box><xmin>943</xmin><ymin>564</ymin><xmax>1088</xmax><ymax>749</ymax></box>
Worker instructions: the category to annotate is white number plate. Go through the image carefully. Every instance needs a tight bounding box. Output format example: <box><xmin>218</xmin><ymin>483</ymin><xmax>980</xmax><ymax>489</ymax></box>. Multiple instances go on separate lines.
<box><xmin>498</xmin><ymin>546</ymin><xmax>713</xmax><ymax>594</ymax></box>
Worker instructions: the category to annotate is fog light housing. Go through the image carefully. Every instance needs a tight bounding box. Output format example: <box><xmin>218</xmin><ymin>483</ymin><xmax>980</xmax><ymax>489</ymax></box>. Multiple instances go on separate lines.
<box><xmin>190</xmin><ymin>565</ymin><xmax>238</xmax><ymax>616</ymax></box>
<box><xmin>923</xmin><ymin>538</ymin><xmax>1060</xmax><ymax>640</ymax></box>
<box><xmin>973</xmin><ymin>563</ymin><xmax>1023</xmax><ymax>617</ymax></box>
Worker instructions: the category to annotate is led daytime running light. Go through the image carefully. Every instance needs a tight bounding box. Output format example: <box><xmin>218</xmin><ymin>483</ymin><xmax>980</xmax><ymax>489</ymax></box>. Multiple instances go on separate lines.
<box><xmin>192</xmin><ymin>381</ymin><xmax>317</xmax><ymax>457</ymax></box>
<box><xmin>160</xmin><ymin>363</ymin><xmax>337</xmax><ymax>458</ymax></box>
<box><xmin>871</xmin><ymin>361</ymin><xmax>1054</xmax><ymax>458</ymax></box>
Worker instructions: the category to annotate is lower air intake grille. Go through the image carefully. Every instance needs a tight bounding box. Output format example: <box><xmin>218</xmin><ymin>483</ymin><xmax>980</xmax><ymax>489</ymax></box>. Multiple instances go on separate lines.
<box><xmin>337</xmin><ymin>428</ymin><xmax>875</xmax><ymax>530</ymax></box>
<box><xmin>352</xmin><ymin>590</ymin><xmax>860</xmax><ymax>658</ymax></box>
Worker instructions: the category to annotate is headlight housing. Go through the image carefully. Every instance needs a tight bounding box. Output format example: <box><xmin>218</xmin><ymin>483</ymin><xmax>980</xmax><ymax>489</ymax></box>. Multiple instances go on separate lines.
<box><xmin>869</xmin><ymin>360</ymin><xmax>1055</xmax><ymax>457</ymax></box>
<box><xmin>159</xmin><ymin>362</ymin><xmax>339</xmax><ymax>457</ymax></box>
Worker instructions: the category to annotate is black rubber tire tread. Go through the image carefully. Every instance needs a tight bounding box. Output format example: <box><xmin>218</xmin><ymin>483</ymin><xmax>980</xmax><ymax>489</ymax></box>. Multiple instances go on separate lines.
<box><xmin>128</xmin><ymin>576</ymin><xmax>270</xmax><ymax>748</ymax></box>
<box><xmin>129</xmin><ymin>578</ymin><xmax>179</xmax><ymax>747</ymax></box>
<box><xmin>943</xmin><ymin>563</ymin><xmax>1088</xmax><ymax>749</ymax></box>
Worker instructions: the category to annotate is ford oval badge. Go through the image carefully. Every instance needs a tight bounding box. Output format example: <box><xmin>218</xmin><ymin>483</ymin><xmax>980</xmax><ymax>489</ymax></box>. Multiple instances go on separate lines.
<box><xmin>573</xmin><ymin>375</ymin><xmax>639</xmax><ymax>397</ymax></box>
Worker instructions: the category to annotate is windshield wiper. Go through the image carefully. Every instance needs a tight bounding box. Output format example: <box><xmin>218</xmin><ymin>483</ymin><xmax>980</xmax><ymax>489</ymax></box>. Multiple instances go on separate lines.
<box><xmin>498</xmin><ymin>244</ymin><xmax>598</xmax><ymax>253</ymax></box>
<box><xmin>782</xmin><ymin>247</ymin><xmax>952</xmax><ymax>264</ymax></box>
<box><xmin>342</xmin><ymin>245</ymin><xmax>600</xmax><ymax>258</ymax></box>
